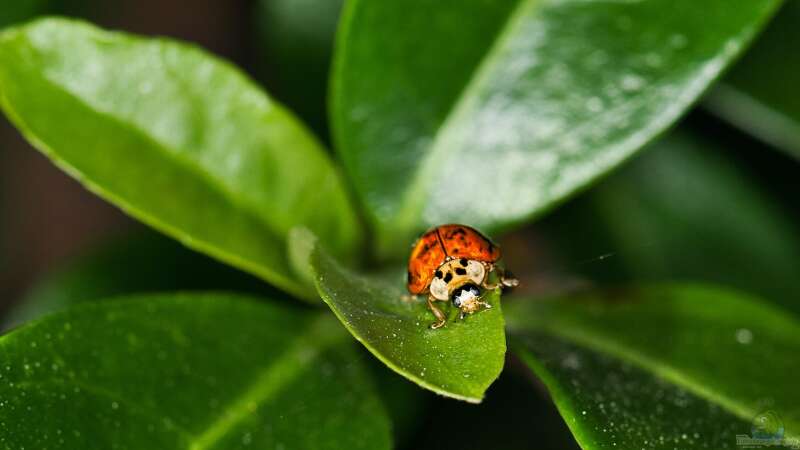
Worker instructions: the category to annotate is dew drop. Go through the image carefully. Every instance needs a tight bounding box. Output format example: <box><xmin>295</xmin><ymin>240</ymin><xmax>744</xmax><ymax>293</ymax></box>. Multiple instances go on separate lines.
<box><xmin>669</xmin><ymin>34</ymin><xmax>688</xmax><ymax>49</ymax></box>
<box><xmin>644</xmin><ymin>53</ymin><xmax>663</xmax><ymax>68</ymax></box>
<box><xmin>139</xmin><ymin>81</ymin><xmax>153</xmax><ymax>95</ymax></box>
<box><xmin>724</xmin><ymin>40</ymin><xmax>740</xmax><ymax>55</ymax></box>
<box><xmin>735</xmin><ymin>328</ymin><xmax>753</xmax><ymax>344</ymax></box>
<box><xmin>586</xmin><ymin>97</ymin><xmax>603</xmax><ymax>113</ymax></box>
<box><xmin>621</xmin><ymin>74</ymin><xmax>645</xmax><ymax>92</ymax></box>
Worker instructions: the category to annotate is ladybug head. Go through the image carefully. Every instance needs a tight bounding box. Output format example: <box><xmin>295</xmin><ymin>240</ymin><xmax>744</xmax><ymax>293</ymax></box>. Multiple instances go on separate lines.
<box><xmin>429</xmin><ymin>259</ymin><xmax>485</xmax><ymax>301</ymax></box>
<box><xmin>451</xmin><ymin>283</ymin><xmax>482</xmax><ymax>312</ymax></box>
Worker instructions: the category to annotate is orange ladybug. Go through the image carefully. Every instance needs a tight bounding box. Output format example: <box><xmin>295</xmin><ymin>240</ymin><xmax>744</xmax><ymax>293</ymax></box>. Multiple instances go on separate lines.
<box><xmin>407</xmin><ymin>224</ymin><xmax>518</xmax><ymax>329</ymax></box>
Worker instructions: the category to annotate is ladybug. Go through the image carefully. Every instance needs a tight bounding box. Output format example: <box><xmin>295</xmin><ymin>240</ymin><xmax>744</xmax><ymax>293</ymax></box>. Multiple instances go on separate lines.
<box><xmin>407</xmin><ymin>224</ymin><xmax>518</xmax><ymax>329</ymax></box>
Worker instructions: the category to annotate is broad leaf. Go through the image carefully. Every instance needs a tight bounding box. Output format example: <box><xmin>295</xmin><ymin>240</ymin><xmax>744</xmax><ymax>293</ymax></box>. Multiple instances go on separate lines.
<box><xmin>540</xmin><ymin>130</ymin><xmax>800</xmax><ymax>314</ymax></box>
<box><xmin>0</xmin><ymin>18</ymin><xmax>362</xmax><ymax>301</ymax></box>
<box><xmin>506</xmin><ymin>284</ymin><xmax>800</xmax><ymax>448</ymax></box>
<box><xmin>706</xmin><ymin>0</ymin><xmax>800</xmax><ymax>159</ymax></box>
<box><xmin>306</xmin><ymin>233</ymin><xmax>505</xmax><ymax>402</ymax></box>
<box><xmin>5</xmin><ymin>231</ymin><xmax>274</xmax><ymax>328</ymax></box>
<box><xmin>0</xmin><ymin>293</ymin><xmax>392</xmax><ymax>449</ymax></box>
<box><xmin>332</xmin><ymin>0</ymin><xmax>781</xmax><ymax>257</ymax></box>
<box><xmin>516</xmin><ymin>332</ymin><xmax>754</xmax><ymax>449</ymax></box>
<box><xmin>7</xmin><ymin>230</ymin><xmax>425</xmax><ymax>447</ymax></box>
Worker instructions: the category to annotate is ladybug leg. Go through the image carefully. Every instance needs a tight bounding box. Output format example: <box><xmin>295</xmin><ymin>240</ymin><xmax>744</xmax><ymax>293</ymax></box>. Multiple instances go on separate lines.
<box><xmin>499</xmin><ymin>267</ymin><xmax>520</xmax><ymax>288</ymax></box>
<box><xmin>482</xmin><ymin>263</ymin><xmax>519</xmax><ymax>290</ymax></box>
<box><xmin>481</xmin><ymin>263</ymin><xmax>498</xmax><ymax>291</ymax></box>
<box><xmin>482</xmin><ymin>281</ymin><xmax>500</xmax><ymax>290</ymax></box>
<box><xmin>427</xmin><ymin>295</ymin><xmax>447</xmax><ymax>329</ymax></box>
<box><xmin>481</xmin><ymin>263</ymin><xmax>502</xmax><ymax>290</ymax></box>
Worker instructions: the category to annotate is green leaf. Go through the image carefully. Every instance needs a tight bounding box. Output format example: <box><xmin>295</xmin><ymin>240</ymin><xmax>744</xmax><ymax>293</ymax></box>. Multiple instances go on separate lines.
<box><xmin>8</xmin><ymin>228</ymin><xmax>424</xmax><ymax>447</ymax></box>
<box><xmin>541</xmin><ymin>130</ymin><xmax>800</xmax><ymax>314</ymax></box>
<box><xmin>0</xmin><ymin>293</ymin><xmax>392</xmax><ymax>449</ymax></box>
<box><xmin>516</xmin><ymin>332</ymin><xmax>753</xmax><ymax>449</ymax></box>
<box><xmin>0</xmin><ymin>18</ymin><xmax>362</xmax><ymax>301</ymax></box>
<box><xmin>307</xmin><ymin>235</ymin><xmax>506</xmax><ymax>402</ymax></box>
<box><xmin>5</xmin><ymin>231</ymin><xmax>275</xmax><ymax>328</ymax></box>
<box><xmin>706</xmin><ymin>0</ymin><xmax>800</xmax><ymax>159</ymax></box>
<box><xmin>506</xmin><ymin>284</ymin><xmax>800</xmax><ymax>449</ymax></box>
<box><xmin>332</xmin><ymin>0</ymin><xmax>781</xmax><ymax>257</ymax></box>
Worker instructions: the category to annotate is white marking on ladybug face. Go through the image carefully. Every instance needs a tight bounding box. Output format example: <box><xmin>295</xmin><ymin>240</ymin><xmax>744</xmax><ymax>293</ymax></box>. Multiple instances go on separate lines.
<box><xmin>454</xmin><ymin>286</ymin><xmax>479</xmax><ymax>307</ymax></box>
<box><xmin>430</xmin><ymin>276</ymin><xmax>449</xmax><ymax>301</ymax></box>
<box><xmin>466</xmin><ymin>260</ymin><xmax>485</xmax><ymax>284</ymax></box>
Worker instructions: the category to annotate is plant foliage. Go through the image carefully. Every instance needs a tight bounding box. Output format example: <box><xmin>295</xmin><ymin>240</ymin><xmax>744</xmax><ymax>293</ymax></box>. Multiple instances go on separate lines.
<box><xmin>0</xmin><ymin>2</ymin><xmax>796</xmax><ymax>449</ymax></box>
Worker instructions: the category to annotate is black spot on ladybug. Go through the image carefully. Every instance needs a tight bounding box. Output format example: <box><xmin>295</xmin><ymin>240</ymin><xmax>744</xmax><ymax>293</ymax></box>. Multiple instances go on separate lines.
<box><xmin>446</xmin><ymin>228</ymin><xmax>467</xmax><ymax>240</ymax></box>
<box><xmin>435</xmin><ymin>270</ymin><xmax>443</xmax><ymax>279</ymax></box>
<box><xmin>453</xmin><ymin>248</ymin><xmax>459</xmax><ymax>254</ymax></box>
<box><xmin>407</xmin><ymin>271</ymin><xmax>413</xmax><ymax>282</ymax></box>
<box><xmin>455</xmin><ymin>267</ymin><xmax>467</xmax><ymax>275</ymax></box>
<box><xmin>444</xmin><ymin>272</ymin><xmax>453</xmax><ymax>283</ymax></box>
<box><xmin>459</xmin><ymin>258</ymin><xmax>468</xmax><ymax>266</ymax></box>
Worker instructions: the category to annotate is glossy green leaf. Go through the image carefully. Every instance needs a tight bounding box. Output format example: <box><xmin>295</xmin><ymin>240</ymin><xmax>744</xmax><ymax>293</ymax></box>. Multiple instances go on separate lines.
<box><xmin>0</xmin><ymin>18</ymin><xmax>362</xmax><ymax>301</ymax></box>
<box><xmin>305</xmin><ymin>233</ymin><xmax>506</xmax><ymax>402</ymax></box>
<box><xmin>540</xmin><ymin>130</ymin><xmax>800</xmax><ymax>313</ymax></box>
<box><xmin>332</xmin><ymin>0</ymin><xmax>781</xmax><ymax>257</ymax></box>
<box><xmin>0</xmin><ymin>293</ymin><xmax>392</xmax><ymax>449</ymax></box>
<box><xmin>506</xmin><ymin>284</ymin><xmax>800</xmax><ymax>449</ymax></box>
<box><xmin>5</xmin><ymin>231</ymin><xmax>275</xmax><ymax>328</ymax></box>
<box><xmin>706</xmin><ymin>0</ymin><xmax>800</xmax><ymax>159</ymax></box>
<box><xmin>516</xmin><ymin>332</ymin><xmax>753</xmax><ymax>450</ymax></box>
<box><xmin>7</xmin><ymin>229</ymin><xmax>424</xmax><ymax>447</ymax></box>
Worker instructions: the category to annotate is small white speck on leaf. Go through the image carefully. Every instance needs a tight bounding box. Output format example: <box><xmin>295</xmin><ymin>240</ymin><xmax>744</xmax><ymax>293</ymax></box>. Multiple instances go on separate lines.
<box><xmin>735</xmin><ymin>328</ymin><xmax>753</xmax><ymax>344</ymax></box>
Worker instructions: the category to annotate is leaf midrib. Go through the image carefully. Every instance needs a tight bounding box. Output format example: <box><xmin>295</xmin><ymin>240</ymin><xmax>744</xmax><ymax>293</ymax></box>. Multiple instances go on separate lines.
<box><xmin>53</xmin><ymin>59</ymin><xmax>287</xmax><ymax>243</ymax></box>
<box><xmin>0</xmin><ymin>47</ymin><xmax>313</xmax><ymax>300</ymax></box>
<box><xmin>508</xmin><ymin>316</ymin><xmax>800</xmax><ymax>439</ymax></box>
<box><xmin>394</xmin><ymin>0</ymin><xmax>541</xmax><ymax>233</ymax></box>
<box><xmin>363</xmin><ymin>0</ymin><xmax>775</xmax><ymax>240</ymax></box>
<box><xmin>189</xmin><ymin>315</ymin><xmax>345</xmax><ymax>450</ymax></box>
<box><xmin>311</xmin><ymin>245</ymin><xmax>505</xmax><ymax>403</ymax></box>
<box><xmin>4</xmin><ymin>25</ymin><xmax>290</xmax><ymax>245</ymax></box>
